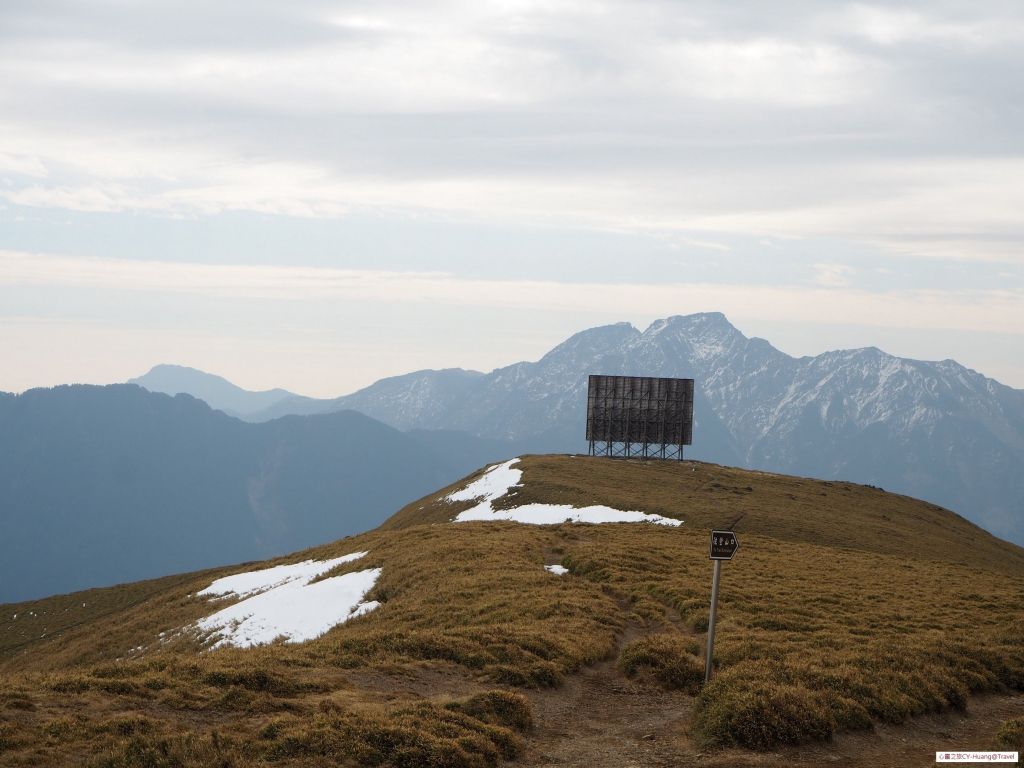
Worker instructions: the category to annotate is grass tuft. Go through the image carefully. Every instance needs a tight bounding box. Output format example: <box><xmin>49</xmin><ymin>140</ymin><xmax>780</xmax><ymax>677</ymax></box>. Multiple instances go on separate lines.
<box><xmin>619</xmin><ymin>634</ymin><xmax>703</xmax><ymax>692</ymax></box>
<box><xmin>694</xmin><ymin>664</ymin><xmax>836</xmax><ymax>749</ymax></box>
<box><xmin>996</xmin><ymin>717</ymin><xmax>1024</xmax><ymax>750</ymax></box>
<box><xmin>265</xmin><ymin>696</ymin><xmax>528</xmax><ymax>767</ymax></box>
<box><xmin>201</xmin><ymin>668</ymin><xmax>302</xmax><ymax>697</ymax></box>
<box><xmin>445</xmin><ymin>690</ymin><xmax>534</xmax><ymax>731</ymax></box>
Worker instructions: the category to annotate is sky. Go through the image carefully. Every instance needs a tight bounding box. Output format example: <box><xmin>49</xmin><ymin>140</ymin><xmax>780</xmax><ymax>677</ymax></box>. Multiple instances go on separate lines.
<box><xmin>1</xmin><ymin>0</ymin><xmax>1022</xmax><ymax>397</ymax></box>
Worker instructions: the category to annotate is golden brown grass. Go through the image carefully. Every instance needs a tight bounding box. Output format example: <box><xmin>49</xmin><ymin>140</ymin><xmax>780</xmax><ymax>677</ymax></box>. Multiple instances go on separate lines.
<box><xmin>559</xmin><ymin>523</ymin><xmax>1024</xmax><ymax>748</ymax></box>
<box><xmin>0</xmin><ymin>521</ymin><xmax>619</xmax><ymax>766</ymax></box>
<box><xmin>1</xmin><ymin>454</ymin><xmax>1022</xmax><ymax>764</ymax></box>
<box><xmin>996</xmin><ymin>716</ymin><xmax>1024</xmax><ymax>749</ymax></box>
<box><xmin>619</xmin><ymin>633</ymin><xmax>703</xmax><ymax>692</ymax></box>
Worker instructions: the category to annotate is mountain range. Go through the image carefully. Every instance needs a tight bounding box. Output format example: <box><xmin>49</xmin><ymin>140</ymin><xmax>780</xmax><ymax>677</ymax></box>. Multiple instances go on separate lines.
<box><xmin>135</xmin><ymin>312</ymin><xmax>1024</xmax><ymax>547</ymax></box>
<box><xmin>5</xmin><ymin>311</ymin><xmax>1021</xmax><ymax>602</ymax></box>
<box><xmin>0</xmin><ymin>385</ymin><xmax>514</xmax><ymax>602</ymax></box>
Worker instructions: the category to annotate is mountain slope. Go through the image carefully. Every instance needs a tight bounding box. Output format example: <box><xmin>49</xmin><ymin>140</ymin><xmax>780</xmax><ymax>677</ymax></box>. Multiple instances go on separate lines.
<box><xmin>321</xmin><ymin>323</ymin><xmax>742</xmax><ymax>465</ymax></box>
<box><xmin>1</xmin><ymin>456</ymin><xmax>1022</xmax><ymax>767</ymax></box>
<box><xmin>0</xmin><ymin>385</ymin><xmax>507</xmax><ymax>602</ymax></box>
<box><xmin>244</xmin><ymin>368</ymin><xmax>488</xmax><ymax>424</ymax></box>
<box><xmin>129</xmin><ymin>364</ymin><xmax>296</xmax><ymax>417</ymax></box>
<box><xmin>326</xmin><ymin>313</ymin><xmax>1024</xmax><ymax>545</ymax></box>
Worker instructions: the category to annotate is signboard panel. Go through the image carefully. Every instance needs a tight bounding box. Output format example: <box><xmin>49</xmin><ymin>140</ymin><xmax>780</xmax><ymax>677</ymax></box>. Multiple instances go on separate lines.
<box><xmin>585</xmin><ymin>375</ymin><xmax>694</xmax><ymax>446</ymax></box>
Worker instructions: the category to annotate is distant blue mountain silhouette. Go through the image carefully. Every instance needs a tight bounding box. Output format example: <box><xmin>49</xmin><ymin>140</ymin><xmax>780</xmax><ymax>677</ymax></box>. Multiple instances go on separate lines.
<box><xmin>129</xmin><ymin>364</ymin><xmax>296</xmax><ymax>417</ymax></box>
<box><xmin>0</xmin><ymin>385</ymin><xmax>514</xmax><ymax>602</ymax></box>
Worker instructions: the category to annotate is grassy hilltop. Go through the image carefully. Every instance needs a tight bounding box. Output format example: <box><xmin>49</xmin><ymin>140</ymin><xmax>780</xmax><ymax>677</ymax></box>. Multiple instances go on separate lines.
<box><xmin>1</xmin><ymin>455</ymin><xmax>1023</xmax><ymax>767</ymax></box>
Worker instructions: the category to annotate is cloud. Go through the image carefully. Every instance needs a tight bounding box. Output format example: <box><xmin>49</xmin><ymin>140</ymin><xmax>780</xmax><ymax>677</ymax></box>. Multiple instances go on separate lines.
<box><xmin>0</xmin><ymin>152</ymin><xmax>47</xmax><ymax>178</ymax></box>
<box><xmin>2</xmin><ymin>250</ymin><xmax>1020</xmax><ymax>338</ymax></box>
<box><xmin>0</xmin><ymin>0</ymin><xmax>1020</xmax><ymax>269</ymax></box>
<box><xmin>839</xmin><ymin>4</ymin><xmax>1024</xmax><ymax>49</ymax></box>
<box><xmin>658</xmin><ymin>38</ymin><xmax>876</xmax><ymax>106</ymax></box>
<box><xmin>7</xmin><ymin>151</ymin><xmax>1022</xmax><ymax>265</ymax></box>
<box><xmin>813</xmin><ymin>263</ymin><xmax>855</xmax><ymax>287</ymax></box>
<box><xmin>2</xmin><ymin>1</ymin><xmax>1021</xmax><ymax>396</ymax></box>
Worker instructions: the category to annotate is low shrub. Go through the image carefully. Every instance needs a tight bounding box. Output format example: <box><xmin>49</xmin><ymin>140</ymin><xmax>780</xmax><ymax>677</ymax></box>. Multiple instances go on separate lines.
<box><xmin>202</xmin><ymin>668</ymin><xmax>299</xmax><ymax>698</ymax></box>
<box><xmin>92</xmin><ymin>731</ymin><xmax>241</xmax><ymax>768</ymax></box>
<box><xmin>619</xmin><ymin>634</ymin><xmax>703</xmax><ymax>692</ymax></box>
<box><xmin>265</xmin><ymin>695</ymin><xmax>528</xmax><ymax>767</ymax></box>
<box><xmin>445</xmin><ymin>690</ymin><xmax>533</xmax><ymax>731</ymax></box>
<box><xmin>486</xmin><ymin>661</ymin><xmax>561</xmax><ymax>688</ymax></box>
<box><xmin>996</xmin><ymin>717</ymin><xmax>1024</xmax><ymax>750</ymax></box>
<box><xmin>693</xmin><ymin>663</ymin><xmax>836</xmax><ymax>749</ymax></box>
<box><xmin>94</xmin><ymin>716</ymin><xmax>155</xmax><ymax>737</ymax></box>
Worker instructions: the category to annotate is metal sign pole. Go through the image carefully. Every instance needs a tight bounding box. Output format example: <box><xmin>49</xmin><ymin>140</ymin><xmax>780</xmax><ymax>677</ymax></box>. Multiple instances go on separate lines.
<box><xmin>704</xmin><ymin>558</ymin><xmax>722</xmax><ymax>684</ymax></box>
<box><xmin>705</xmin><ymin>529</ymin><xmax>738</xmax><ymax>685</ymax></box>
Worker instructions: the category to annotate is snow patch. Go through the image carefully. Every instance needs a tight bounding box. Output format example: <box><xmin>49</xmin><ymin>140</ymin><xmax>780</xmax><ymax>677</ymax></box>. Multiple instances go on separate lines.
<box><xmin>188</xmin><ymin>554</ymin><xmax>381</xmax><ymax>650</ymax></box>
<box><xmin>545</xmin><ymin>564</ymin><xmax>569</xmax><ymax>575</ymax></box>
<box><xmin>458</xmin><ymin>503</ymin><xmax>681</xmax><ymax>526</ymax></box>
<box><xmin>198</xmin><ymin>552</ymin><xmax>368</xmax><ymax>599</ymax></box>
<box><xmin>449</xmin><ymin>459</ymin><xmax>682</xmax><ymax>527</ymax></box>
<box><xmin>446</xmin><ymin>459</ymin><xmax>522</xmax><ymax>503</ymax></box>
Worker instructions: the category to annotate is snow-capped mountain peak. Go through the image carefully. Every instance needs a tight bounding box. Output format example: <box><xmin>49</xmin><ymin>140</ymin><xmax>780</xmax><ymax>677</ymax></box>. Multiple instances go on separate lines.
<box><xmin>329</xmin><ymin>312</ymin><xmax>1023</xmax><ymax>546</ymax></box>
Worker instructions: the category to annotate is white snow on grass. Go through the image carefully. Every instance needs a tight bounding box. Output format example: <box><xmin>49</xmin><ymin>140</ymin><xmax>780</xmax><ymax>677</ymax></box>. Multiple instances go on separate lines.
<box><xmin>446</xmin><ymin>459</ymin><xmax>523</xmax><ymax>503</ymax></box>
<box><xmin>458</xmin><ymin>503</ymin><xmax>681</xmax><ymax>526</ymax></box>
<box><xmin>545</xmin><ymin>564</ymin><xmax>569</xmax><ymax>575</ymax></box>
<box><xmin>198</xmin><ymin>552</ymin><xmax>368</xmax><ymax>599</ymax></box>
<box><xmin>449</xmin><ymin>458</ymin><xmax>682</xmax><ymax>527</ymax></box>
<box><xmin>190</xmin><ymin>553</ymin><xmax>381</xmax><ymax>650</ymax></box>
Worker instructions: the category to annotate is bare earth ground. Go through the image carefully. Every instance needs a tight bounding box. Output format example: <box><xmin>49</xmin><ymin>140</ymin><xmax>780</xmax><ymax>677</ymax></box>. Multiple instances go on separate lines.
<box><xmin>524</xmin><ymin>653</ymin><xmax>695</xmax><ymax>767</ymax></box>
<box><xmin>522</xmin><ymin>660</ymin><xmax>1023</xmax><ymax>768</ymax></box>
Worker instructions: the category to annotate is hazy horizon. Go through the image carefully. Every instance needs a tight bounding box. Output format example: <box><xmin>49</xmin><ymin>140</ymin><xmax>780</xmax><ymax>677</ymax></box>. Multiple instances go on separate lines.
<box><xmin>5</xmin><ymin>310</ymin><xmax>1022</xmax><ymax>400</ymax></box>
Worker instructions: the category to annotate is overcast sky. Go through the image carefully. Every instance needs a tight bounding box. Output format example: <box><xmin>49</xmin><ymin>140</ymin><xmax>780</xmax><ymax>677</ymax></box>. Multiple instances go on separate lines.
<box><xmin>1</xmin><ymin>0</ymin><xmax>1022</xmax><ymax>396</ymax></box>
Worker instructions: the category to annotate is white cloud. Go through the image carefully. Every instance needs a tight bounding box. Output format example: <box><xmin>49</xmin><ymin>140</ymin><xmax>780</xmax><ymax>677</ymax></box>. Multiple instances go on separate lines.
<box><xmin>842</xmin><ymin>4</ymin><xmax>1024</xmax><ymax>49</ymax></box>
<box><xmin>813</xmin><ymin>263</ymin><xmax>855</xmax><ymax>287</ymax></box>
<box><xmin>2</xmin><ymin>250</ymin><xmax>1020</xmax><ymax>337</ymax></box>
<box><xmin>660</xmin><ymin>39</ymin><xmax>876</xmax><ymax>106</ymax></box>
<box><xmin>0</xmin><ymin>152</ymin><xmax>47</xmax><ymax>178</ymax></box>
<box><xmin>0</xmin><ymin>1</ymin><xmax>1020</xmax><ymax>266</ymax></box>
<box><xmin>5</xmin><ymin>153</ymin><xmax>1023</xmax><ymax>264</ymax></box>
<box><xmin>5</xmin><ymin>185</ymin><xmax>126</xmax><ymax>213</ymax></box>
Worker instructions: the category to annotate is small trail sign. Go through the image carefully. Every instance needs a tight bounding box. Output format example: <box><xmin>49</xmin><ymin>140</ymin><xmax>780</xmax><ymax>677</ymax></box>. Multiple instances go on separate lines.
<box><xmin>710</xmin><ymin>530</ymin><xmax>739</xmax><ymax>560</ymax></box>
<box><xmin>705</xmin><ymin>529</ymin><xmax>740</xmax><ymax>684</ymax></box>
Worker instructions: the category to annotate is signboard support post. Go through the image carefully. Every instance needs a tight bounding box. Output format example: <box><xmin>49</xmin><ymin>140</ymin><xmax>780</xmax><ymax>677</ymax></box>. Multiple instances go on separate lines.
<box><xmin>704</xmin><ymin>559</ymin><xmax>721</xmax><ymax>684</ymax></box>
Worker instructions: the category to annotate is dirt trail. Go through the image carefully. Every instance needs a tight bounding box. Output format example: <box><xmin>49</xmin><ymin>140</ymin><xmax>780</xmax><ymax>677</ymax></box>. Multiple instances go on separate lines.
<box><xmin>521</xmin><ymin>626</ymin><xmax>1023</xmax><ymax>768</ymax></box>
<box><xmin>520</xmin><ymin>609</ymin><xmax>699</xmax><ymax>768</ymax></box>
<box><xmin>522</xmin><ymin>652</ymin><xmax>698</xmax><ymax>767</ymax></box>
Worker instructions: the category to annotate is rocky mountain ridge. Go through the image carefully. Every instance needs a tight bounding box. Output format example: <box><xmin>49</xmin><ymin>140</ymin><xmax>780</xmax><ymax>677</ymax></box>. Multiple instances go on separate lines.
<box><xmin>328</xmin><ymin>313</ymin><xmax>1024</xmax><ymax>545</ymax></box>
